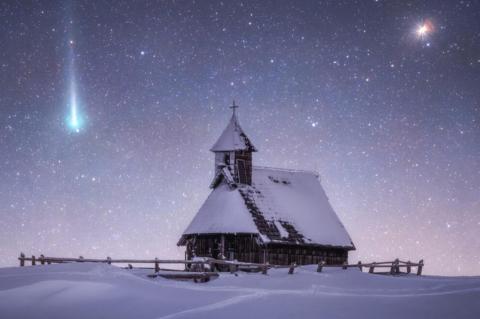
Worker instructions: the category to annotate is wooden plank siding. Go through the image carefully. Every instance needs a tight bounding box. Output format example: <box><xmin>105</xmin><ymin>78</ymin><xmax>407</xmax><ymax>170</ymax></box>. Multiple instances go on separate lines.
<box><xmin>185</xmin><ymin>234</ymin><xmax>349</xmax><ymax>266</ymax></box>
<box><xmin>234</xmin><ymin>150</ymin><xmax>252</xmax><ymax>185</ymax></box>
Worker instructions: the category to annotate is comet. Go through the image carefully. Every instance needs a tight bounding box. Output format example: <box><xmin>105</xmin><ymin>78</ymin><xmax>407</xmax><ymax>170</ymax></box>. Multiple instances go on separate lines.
<box><xmin>67</xmin><ymin>77</ymin><xmax>82</xmax><ymax>133</ymax></box>
<box><xmin>65</xmin><ymin>36</ymin><xmax>84</xmax><ymax>133</ymax></box>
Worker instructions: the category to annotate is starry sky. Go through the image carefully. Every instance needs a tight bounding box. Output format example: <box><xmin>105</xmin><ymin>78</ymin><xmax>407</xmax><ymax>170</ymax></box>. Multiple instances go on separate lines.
<box><xmin>1</xmin><ymin>0</ymin><xmax>479</xmax><ymax>276</ymax></box>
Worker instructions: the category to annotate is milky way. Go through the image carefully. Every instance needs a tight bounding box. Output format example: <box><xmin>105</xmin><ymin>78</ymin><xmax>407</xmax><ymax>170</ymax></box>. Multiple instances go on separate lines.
<box><xmin>0</xmin><ymin>1</ymin><xmax>479</xmax><ymax>275</ymax></box>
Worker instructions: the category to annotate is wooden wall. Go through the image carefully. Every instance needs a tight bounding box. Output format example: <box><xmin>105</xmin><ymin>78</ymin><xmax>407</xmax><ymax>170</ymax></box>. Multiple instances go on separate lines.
<box><xmin>265</xmin><ymin>244</ymin><xmax>347</xmax><ymax>265</ymax></box>
<box><xmin>185</xmin><ymin>234</ymin><xmax>349</xmax><ymax>266</ymax></box>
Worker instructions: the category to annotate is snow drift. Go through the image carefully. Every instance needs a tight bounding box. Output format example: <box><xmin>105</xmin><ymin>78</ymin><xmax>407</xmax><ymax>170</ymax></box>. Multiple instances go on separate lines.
<box><xmin>0</xmin><ymin>263</ymin><xmax>479</xmax><ymax>319</ymax></box>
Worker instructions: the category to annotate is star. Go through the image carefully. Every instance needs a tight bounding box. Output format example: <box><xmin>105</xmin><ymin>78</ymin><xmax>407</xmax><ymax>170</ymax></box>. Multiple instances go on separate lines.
<box><xmin>416</xmin><ymin>20</ymin><xmax>434</xmax><ymax>39</ymax></box>
<box><xmin>417</xmin><ymin>25</ymin><xmax>428</xmax><ymax>37</ymax></box>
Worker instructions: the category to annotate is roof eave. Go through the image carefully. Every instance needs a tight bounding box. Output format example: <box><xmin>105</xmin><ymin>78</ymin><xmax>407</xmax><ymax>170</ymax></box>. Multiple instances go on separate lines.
<box><xmin>178</xmin><ymin>233</ymin><xmax>355</xmax><ymax>251</ymax></box>
<box><xmin>177</xmin><ymin>232</ymin><xmax>261</xmax><ymax>246</ymax></box>
<box><xmin>265</xmin><ymin>241</ymin><xmax>356</xmax><ymax>251</ymax></box>
<box><xmin>209</xmin><ymin>146</ymin><xmax>258</xmax><ymax>152</ymax></box>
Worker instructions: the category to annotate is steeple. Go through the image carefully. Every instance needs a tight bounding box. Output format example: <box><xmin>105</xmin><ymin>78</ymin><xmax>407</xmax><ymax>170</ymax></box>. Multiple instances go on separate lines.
<box><xmin>210</xmin><ymin>101</ymin><xmax>256</xmax><ymax>186</ymax></box>
<box><xmin>210</xmin><ymin>101</ymin><xmax>256</xmax><ymax>153</ymax></box>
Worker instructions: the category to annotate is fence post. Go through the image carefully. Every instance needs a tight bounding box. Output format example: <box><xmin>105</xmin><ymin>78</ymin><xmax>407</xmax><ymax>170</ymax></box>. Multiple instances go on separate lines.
<box><xmin>417</xmin><ymin>259</ymin><xmax>424</xmax><ymax>276</ymax></box>
<box><xmin>262</xmin><ymin>263</ymin><xmax>268</xmax><ymax>275</ymax></box>
<box><xmin>288</xmin><ymin>263</ymin><xmax>296</xmax><ymax>275</ymax></box>
<box><xmin>39</xmin><ymin>254</ymin><xmax>45</xmax><ymax>265</ymax></box>
<box><xmin>357</xmin><ymin>261</ymin><xmax>362</xmax><ymax>271</ymax></box>
<box><xmin>406</xmin><ymin>261</ymin><xmax>411</xmax><ymax>274</ymax></box>
<box><xmin>154</xmin><ymin>258</ymin><xmax>159</xmax><ymax>273</ymax></box>
<box><xmin>19</xmin><ymin>253</ymin><xmax>25</xmax><ymax>267</ymax></box>
<box><xmin>317</xmin><ymin>261</ymin><xmax>325</xmax><ymax>272</ymax></box>
<box><xmin>369</xmin><ymin>262</ymin><xmax>376</xmax><ymax>273</ymax></box>
<box><xmin>390</xmin><ymin>259</ymin><xmax>399</xmax><ymax>275</ymax></box>
<box><xmin>209</xmin><ymin>261</ymin><xmax>217</xmax><ymax>273</ymax></box>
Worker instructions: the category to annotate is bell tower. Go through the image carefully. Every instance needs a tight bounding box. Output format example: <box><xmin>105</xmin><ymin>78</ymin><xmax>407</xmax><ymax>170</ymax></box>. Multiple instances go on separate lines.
<box><xmin>210</xmin><ymin>101</ymin><xmax>257</xmax><ymax>186</ymax></box>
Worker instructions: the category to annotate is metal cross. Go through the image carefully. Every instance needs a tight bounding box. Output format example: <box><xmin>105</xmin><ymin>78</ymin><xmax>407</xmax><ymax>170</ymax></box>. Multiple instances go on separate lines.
<box><xmin>230</xmin><ymin>100</ymin><xmax>239</xmax><ymax>114</ymax></box>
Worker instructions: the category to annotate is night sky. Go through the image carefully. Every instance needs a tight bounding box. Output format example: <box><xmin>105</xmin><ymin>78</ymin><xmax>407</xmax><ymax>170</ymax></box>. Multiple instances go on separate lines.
<box><xmin>1</xmin><ymin>1</ymin><xmax>479</xmax><ymax>275</ymax></box>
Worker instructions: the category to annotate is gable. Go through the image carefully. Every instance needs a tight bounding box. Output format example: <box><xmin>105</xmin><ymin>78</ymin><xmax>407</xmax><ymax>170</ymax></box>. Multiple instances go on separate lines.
<box><xmin>180</xmin><ymin>183</ymin><xmax>258</xmax><ymax>235</ymax></box>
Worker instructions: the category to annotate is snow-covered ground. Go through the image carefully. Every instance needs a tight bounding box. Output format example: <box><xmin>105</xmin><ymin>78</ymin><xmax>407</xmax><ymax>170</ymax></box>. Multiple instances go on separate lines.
<box><xmin>0</xmin><ymin>263</ymin><xmax>479</xmax><ymax>319</ymax></box>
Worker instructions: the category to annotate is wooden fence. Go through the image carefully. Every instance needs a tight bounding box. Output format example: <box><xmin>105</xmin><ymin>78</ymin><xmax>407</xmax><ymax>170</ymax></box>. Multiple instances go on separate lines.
<box><xmin>316</xmin><ymin>259</ymin><xmax>424</xmax><ymax>276</ymax></box>
<box><xmin>18</xmin><ymin>253</ymin><xmax>423</xmax><ymax>282</ymax></box>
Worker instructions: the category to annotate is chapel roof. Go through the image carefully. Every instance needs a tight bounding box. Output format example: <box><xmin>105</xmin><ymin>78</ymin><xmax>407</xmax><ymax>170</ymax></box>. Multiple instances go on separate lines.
<box><xmin>178</xmin><ymin>166</ymin><xmax>355</xmax><ymax>250</ymax></box>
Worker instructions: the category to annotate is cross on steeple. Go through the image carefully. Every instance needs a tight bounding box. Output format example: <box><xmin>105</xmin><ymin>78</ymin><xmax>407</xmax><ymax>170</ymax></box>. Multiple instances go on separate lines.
<box><xmin>230</xmin><ymin>100</ymin><xmax>239</xmax><ymax>115</ymax></box>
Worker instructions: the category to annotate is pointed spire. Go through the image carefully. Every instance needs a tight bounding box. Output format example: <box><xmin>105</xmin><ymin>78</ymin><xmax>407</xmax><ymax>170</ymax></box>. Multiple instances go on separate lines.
<box><xmin>210</xmin><ymin>101</ymin><xmax>257</xmax><ymax>152</ymax></box>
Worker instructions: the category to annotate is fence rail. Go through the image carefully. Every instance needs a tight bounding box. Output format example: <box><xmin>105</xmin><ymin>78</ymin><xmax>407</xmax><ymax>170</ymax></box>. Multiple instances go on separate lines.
<box><xmin>317</xmin><ymin>259</ymin><xmax>424</xmax><ymax>276</ymax></box>
<box><xmin>18</xmin><ymin>253</ymin><xmax>424</xmax><ymax>280</ymax></box>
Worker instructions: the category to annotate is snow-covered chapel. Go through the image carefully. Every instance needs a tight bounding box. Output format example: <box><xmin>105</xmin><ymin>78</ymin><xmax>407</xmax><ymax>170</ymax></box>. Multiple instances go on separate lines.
<box><xmin>177</xmin><ymin>103</ymin><xmax>355</xmax><ymax>265</ymax></box>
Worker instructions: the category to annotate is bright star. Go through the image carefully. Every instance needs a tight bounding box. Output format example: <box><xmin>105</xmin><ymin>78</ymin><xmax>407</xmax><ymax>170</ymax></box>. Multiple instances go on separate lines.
<box><xmin>417</xmin><ymin>25</ymin><xmax>428</xmax><ymax>36</ymax></box>
<box><xmin>416</xmin><ymin>20</ymin><xmax>434</xmax><ymax>39</ymax></box>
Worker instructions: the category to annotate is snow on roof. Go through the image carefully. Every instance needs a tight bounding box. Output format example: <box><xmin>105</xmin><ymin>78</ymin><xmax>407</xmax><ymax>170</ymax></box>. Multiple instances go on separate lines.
<box><xmin>181</xmin><ymin>183</ymin><xmax>258</xmax><ymax>235</ymax></box>
<box><xmin>180</xmin><ymin>166</ymin><xmax>355</xmax><ymax>249</ymax></box>
<box><xmin>210</xmin><ymin>166</ymin><xmax>236</xmax><ymax>189</ymax></box>
<box><xmin>210</xmin><ymin>113</ymin><xmax>257</xmax><ymax>152</ymax></box>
